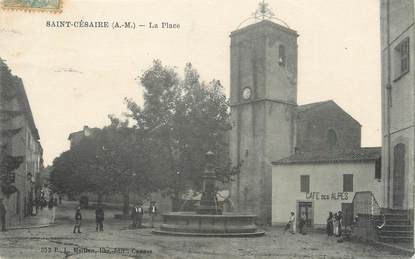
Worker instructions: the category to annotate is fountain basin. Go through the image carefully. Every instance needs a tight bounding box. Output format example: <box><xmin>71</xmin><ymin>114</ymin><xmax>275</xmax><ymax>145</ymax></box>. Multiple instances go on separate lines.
<box><xmin>152</xmin><ymin>212</ymin><xmax>265</xmax><ymax>237</ymax></box>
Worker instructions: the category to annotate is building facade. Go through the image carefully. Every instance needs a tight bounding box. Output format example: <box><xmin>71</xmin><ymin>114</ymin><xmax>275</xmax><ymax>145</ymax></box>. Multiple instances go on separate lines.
<box><xmin>270</xmin><ymin>100</ymin><xmax>380</xmax><ymax>227</ymax></box>
<box><xmin>380</xmin><ymin>0</ymin><xmax>415</xmax><ymax>248</ymax></box>
<box><xmin>380</xmin><ymin>0</ymin><xmax>414</xmax><ymax>213</ymax></box>
<box><xmin>0</xmin><ymin>59</ymin><xmax>43</xmax><ymax>227</ymax></box>
<box><xmin>68</xmin><ymin>126</ymin><xmax>99</xmax><ymax>148</ymax></box>
<box><xmin>272</xmin><ymin>148</ymin><xmax>382</xmax><ymax>227</ymax></box>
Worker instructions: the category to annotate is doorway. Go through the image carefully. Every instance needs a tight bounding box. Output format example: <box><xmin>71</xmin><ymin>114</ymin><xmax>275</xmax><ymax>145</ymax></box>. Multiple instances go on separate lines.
<box><xmin>393</xmin><ymin>143</ymin><xmax>405</xmax><ymax>208</ymax></box>
<box><xmin>341</xmin><ymin>203</ymin><xmax>353</xmax><ymax>228</ymax></box>
<box><xmin>297</xmin><ymin>201</ymin><xmax>313</xmax><ymax>226</ymax></box>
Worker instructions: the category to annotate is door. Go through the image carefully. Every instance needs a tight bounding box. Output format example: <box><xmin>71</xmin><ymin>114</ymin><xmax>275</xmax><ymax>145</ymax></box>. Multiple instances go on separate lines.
<box><xmin>341</xmin><ymin>203</ymin><xmax>353</xmax><ymax>228</ymax></box>
<box><xmin>393</xmin><ymin>144</ymin><xmax>405</xmax><ymax>208</ymax></box>
<box><xmin>298</xmin><ymin>202</ymin><xmax>313</xmax><ymax>226</ymax></box>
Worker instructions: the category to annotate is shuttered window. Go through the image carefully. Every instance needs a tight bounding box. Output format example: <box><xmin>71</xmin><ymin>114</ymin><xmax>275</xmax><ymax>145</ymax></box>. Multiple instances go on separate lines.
<box><xmin>394</xmin><ymin>37</ymin><xmax>410</xmax><ymax>80</ymax></box>
<box><xmin>343</xmin><ymin>174</ymin><xmax>353</xmax><ymax>192</ymax></box>
<box><xmin>300</xmin><ymin>175</ymin><xmax>310</xmax><ymax>193</ymax></box>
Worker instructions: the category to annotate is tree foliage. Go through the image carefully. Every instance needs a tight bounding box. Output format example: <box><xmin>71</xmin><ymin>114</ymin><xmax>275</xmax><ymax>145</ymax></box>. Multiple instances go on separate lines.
<box><xmin>125</xmin><ymin>60</ymin><xmax>233</xmax><ymax>193</ymax></box>
<box><xmin>51</xmin><ymin>60</ymin><xmax>237</xmax><ymax>204</ymax></box>
<box><xmin>50</xmin><ymin>117</ymin><xmax>163</xmax><ymax>203</ymax></box>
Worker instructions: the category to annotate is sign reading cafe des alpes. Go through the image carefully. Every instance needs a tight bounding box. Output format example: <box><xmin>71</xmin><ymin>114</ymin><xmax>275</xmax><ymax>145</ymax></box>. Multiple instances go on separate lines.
<box><xmin>305</xmin><ymin>192</ymin><xmax>349</xmax><ymax>201</ymax></box>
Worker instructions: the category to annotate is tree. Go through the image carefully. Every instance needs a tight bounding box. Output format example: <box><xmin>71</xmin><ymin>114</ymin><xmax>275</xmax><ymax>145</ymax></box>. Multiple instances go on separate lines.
<box><xmin>50</xmin><ymin>117</ymin><xmax>159</xmax><ymax>214</ymax></box>
<box><xmin>51</xmin><ymin>60</ymin><xmax>239</xmax><ymax>213</ymax></box>
<box><xmin>125</xmin><ymin>61</ymin><xmax>234</xmax><ymax>198</ymax></box>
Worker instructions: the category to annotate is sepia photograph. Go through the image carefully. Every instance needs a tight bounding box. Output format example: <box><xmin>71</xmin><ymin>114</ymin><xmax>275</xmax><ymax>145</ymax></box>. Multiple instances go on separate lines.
<box><xmin>0</xmin><ymin>0</ymin><xmax>414</xmax><ymax>258</ymax></box>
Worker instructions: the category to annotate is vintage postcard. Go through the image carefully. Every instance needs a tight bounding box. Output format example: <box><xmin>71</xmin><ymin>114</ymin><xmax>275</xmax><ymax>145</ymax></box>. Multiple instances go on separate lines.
<box><xmin>0</xmin><ymin>0</ymin><xmax>414</xmax><ymax>258</ymax></box>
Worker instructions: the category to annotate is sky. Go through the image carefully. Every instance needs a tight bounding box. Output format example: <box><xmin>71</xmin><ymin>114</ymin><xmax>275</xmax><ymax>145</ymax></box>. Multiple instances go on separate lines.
<box><xmin>0</xmin><ymin>0</ymin><xmax>381</xmax><ymax>165</ymax></box>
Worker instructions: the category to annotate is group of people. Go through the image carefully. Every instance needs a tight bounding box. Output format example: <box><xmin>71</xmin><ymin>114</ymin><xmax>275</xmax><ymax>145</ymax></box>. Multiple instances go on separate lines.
<box><xmin>73</xmin><ymin>204</ymin><xmax>106</xmax><ymax>233</ymax></box>
<box><xmin>283</xmin><ymin>211</ymin><xmax>307</xmax><ymax>235</ymax></box>
<box><xmin>36</xmin><ymin>190</ymin><xmax>60</xmax><ymax>225</ymax></box>
<box><xmin>72</xmin><ymin>201</ymin><xmax>158</xmax><ymax>234</ymax></box>
<box><xmin>326</xmin><ymin>211</ymin><xmax>343</xmax><ymax>237</ymax></box>
<box><xmin>131</xmin><ymin>201</ymin><xmax>158</xmax><ymax>229</ymax></box>
<box><xmin>0</xmin><ymin>190</ymin><xmax>59</xmax><ymax>232</ymax></box>
<box><xmin>283</xmin><ymin>210</ymin><xmax>345</xmax><ymax>237</ymax></box>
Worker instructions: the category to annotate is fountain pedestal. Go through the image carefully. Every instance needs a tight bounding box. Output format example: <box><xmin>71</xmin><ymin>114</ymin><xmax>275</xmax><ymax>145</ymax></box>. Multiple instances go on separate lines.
<box><xmin>196</xmin><ymin>151</ymin><xmax>222</xmax><ymax>215</ymax></box>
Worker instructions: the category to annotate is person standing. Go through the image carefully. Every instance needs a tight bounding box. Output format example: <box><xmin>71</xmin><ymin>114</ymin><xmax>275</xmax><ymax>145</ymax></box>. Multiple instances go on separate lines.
<box><xmin>289</xmin><ymin>211</ymin><xmax>296</xmax><ymax>234</ymax></box>
<box><xmin>0</xmin><ymin>199</ymin><xmax>6</xmax><ymax>232</ymax></box>
<box><xmin>48</xmin><ymin>196</ymin><xmax>55</xmax><ymax>224</ymax></box>
<box><xmin>148</xmin><ymin>201</ymin><xmax>157</xmax><ymax>228</ymax></box>
<box><xmin>333</xmin><ymin>212</ymin><xmax>339</xmax><ymax>236</ymax></box>
<box><xmin>53</xmin><ymin>195</ymin><xmax>58</xmax><ymax>207</ymax></box>
<box><xmin>95</xmin><ymin>204</ymin><xmax>104</xmax><ymax>232</ymax></box>
<box><xmin>326</xmin><ymin>212</ymin><xmax>334</xmax><ymax>236</ymax></box>
<box><xmin>337</xmin><ymin>211</ymin><xmax>343</xmax><ymax>237</ymax></box>
<box><xmin>73</xmin><ymin>207</ymin><xmax>82</xmax><ymax>233</ymax></box>
<box><xmin>131</xmin><ymin>203</ymin><xmax>138</xmax><ymax>229</ymax></box>
<box><xmin>298</xmin><ymin>214</ymin><xmax>306</xmax><ymax>235</ymax></box>
<box><xmin>35</xmin><ymin>197</ymin><xmax>39</xmax><ymax>214</ymax></box>
<box><xmin>137</xmin><ymin>202</ymin><xmax>144</xmax><ymax>228</ymax></box>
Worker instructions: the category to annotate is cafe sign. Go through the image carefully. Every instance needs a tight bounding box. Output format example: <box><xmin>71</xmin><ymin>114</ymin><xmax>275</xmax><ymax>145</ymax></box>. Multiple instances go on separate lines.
<box><xmin>306</xmin><ymin>192</ymin><xmax>349</xmax><ymax>201</ymax></box>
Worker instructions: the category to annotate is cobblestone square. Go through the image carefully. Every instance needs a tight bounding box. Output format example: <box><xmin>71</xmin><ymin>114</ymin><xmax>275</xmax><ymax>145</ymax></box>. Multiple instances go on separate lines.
<box><xmin>0</xmin><ymin>202</ymin><xmax>410</xmax><ymax>259</ymax></box>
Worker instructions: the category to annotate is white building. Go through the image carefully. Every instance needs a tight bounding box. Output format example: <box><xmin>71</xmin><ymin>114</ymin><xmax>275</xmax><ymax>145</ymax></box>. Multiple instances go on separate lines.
<box><xmin>272</xmin><ymin>148</ymin><xmax>382</xmax><ymax>227</ymax></box>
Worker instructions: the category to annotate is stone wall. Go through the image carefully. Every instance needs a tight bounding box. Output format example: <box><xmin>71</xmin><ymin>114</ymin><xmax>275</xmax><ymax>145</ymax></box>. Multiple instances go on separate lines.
<box><xmin>295</xmin><ymin>101</ymin><xmax>361</xmax><ymax>153</ymax></box>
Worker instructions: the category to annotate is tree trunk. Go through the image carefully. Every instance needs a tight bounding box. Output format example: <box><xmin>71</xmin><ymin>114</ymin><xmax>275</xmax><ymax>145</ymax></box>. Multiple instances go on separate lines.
<box><xmin>97</xmin><ymin>193</ymin><xmax>103</xmax><ymax>205</ymax></box>
<box><xmin>122</xmin><ymin>192</ymin><xmax>130</xmax><ymax>215</ymax></box>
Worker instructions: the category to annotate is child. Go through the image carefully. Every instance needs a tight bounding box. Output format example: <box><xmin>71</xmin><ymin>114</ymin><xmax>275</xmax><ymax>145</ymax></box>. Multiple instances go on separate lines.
<box><xmin>73</xmin><ymin>207</ymin><xmax>82</xmax><ymax>233</ymax></box>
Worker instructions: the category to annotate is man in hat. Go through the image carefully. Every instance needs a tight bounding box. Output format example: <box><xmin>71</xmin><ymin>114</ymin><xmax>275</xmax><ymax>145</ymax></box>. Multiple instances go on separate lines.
<box><xmin>95</xmin><ymin>204</ymin><xmax>104</xmax><ymax>232</ymax></box>
<box><xmin>131</xmin><ymin>203</ymin><xmax>138</xmax><ymax>229</ymax></box>
<box><xmin>131</xmin><ymin>202</ymin><xmax>144</xmax><ymax>229</ymax></box>
<box><xmin>148</xmin><ymin>201</ymin><xmax>157</xmax><ymax>228</ymax></box>
<box><xmin>0</xmin><ymin>199</ymin><xmax>6</xmax><ymax>231</ymax></box>
<box><xmin>137</xmin><ymin>201</ymin><xmax>144</xmax><ymax>228</ymax></box>
<box><xmin>73</xmin><ymin>206</ymin><xmax>82</xmax><ymax>233</ymax></box>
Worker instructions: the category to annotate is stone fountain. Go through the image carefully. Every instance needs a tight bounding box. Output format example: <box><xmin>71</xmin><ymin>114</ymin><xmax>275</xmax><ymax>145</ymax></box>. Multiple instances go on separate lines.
<box><xmin>152</xmin><ymin>151</ymin><xmax>265</xmax><ymax>237</ymax></box>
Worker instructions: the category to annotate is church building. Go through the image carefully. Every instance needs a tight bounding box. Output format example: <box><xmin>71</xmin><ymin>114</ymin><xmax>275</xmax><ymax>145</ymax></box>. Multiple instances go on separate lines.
<box><xmin>229</xmin><ymin>3</ymin><xmax>383</xmax><ymax>227</ymax></box>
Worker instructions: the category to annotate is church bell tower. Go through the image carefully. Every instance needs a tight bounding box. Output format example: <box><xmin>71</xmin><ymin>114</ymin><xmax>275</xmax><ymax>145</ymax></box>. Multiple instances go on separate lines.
<box><xmin>229</xmin><ymin>2</ymin><xmax>298</xmax><ymax>224</ymax></box>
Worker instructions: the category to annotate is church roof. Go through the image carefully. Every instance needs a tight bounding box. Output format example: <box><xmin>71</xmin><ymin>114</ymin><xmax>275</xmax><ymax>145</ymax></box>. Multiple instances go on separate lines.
<box><xmin>296</xmin><ymin>100</ymin><xmax>333</xmax><ymax>113</ymax></box>
<box><xmin>272</xmin><ymin>147</ymin><xmax>381</xmax><ymax>165</ymax></box>
<box><xmin>296</xmin><ymin>100</ymin><xmax>361</xmax><ymax>126</ymax></box>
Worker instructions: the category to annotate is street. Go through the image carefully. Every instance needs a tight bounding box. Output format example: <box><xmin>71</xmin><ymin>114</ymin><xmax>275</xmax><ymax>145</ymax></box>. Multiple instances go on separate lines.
<box><xmin>0</xmin><ymin>201</ymin><xmax>410</xmax><ymax>259</ymax></box>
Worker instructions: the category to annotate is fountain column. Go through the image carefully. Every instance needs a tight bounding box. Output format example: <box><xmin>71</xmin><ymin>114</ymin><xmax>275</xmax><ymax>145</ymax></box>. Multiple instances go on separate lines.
<box><xmin>197</xmin><ymin>151</ymin><xmax>222</xmax><ymax>215</ymax></box>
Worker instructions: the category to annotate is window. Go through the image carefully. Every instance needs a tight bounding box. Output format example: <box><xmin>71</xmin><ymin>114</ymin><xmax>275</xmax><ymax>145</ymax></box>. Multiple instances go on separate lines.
<box><xmin>343</xmin><ymin>174</ymin><xmax>353</xmax><ymax>192</ymax></box>
<box><xmin>375</xmin><ymin>158</ymin><xmax>381</xmax><ymax>180</ymax></box>
<box><xmin>394</xmin><ymin>37</ymin><xmax>410</xmax><ymax>80</ymax></box>
<box><xmin>278</xmin><ymin>44</ymin><xmax>286</xmax><ymax>66</ymax></box>
<box><xmin>300</xmin><ymin>175</ymin><xmax>310</xmax><ymax>193</ymax></box>
<box><xmin>327</xmin><ymin>129</ymin><xmax>337</xmax><ymax>148</ymax></box>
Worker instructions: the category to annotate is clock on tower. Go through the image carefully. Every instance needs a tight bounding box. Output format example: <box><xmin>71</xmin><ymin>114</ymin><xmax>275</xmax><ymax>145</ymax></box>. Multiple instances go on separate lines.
<box><xmin>242</xmin><ymin>87</ymin><xmax>252</xmax><ymax>100</ymax></box>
